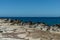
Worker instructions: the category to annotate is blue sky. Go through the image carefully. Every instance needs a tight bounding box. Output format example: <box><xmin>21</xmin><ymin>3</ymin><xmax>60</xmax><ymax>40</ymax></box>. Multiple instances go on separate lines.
<box><xmin>0</xmin><ymin>0</ymin><xmax>60</xmax><ymax>17</ymax></box>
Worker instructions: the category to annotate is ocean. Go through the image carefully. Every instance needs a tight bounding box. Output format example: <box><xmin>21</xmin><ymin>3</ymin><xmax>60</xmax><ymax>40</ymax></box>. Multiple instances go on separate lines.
<box><xmin>0</xmin><ymin>17</ymin><xmax>60</xmax><ymax>26</ymax></box>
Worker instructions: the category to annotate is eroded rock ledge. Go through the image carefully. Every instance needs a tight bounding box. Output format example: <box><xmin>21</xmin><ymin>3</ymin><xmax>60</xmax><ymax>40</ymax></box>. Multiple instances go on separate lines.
<box><xmin>0</xmin><ymin>19</ymin><xmax>60</xmax><ymax>40</ymax></box>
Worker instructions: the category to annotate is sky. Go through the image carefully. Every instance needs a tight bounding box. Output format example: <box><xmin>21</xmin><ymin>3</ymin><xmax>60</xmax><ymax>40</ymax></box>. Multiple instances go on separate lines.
<box><xmin>0</xmin><ymin>0</ymin><xmax>60</xmax><ymax>17</ymax></box>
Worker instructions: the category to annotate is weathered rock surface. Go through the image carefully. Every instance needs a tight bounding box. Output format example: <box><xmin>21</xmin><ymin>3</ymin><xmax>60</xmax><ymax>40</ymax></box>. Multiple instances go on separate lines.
<box><xmin>0</xmin><ymin>19</ymin><xmax>60</xmax><ymax>40</ymax></box>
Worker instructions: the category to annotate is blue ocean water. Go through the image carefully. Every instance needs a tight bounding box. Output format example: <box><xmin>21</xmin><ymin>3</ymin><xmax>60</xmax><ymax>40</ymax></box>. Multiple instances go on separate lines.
<box><xmin>0</xmin><ymin>17</ymin><xmax>60</xmax><ymax>25</ymax></box>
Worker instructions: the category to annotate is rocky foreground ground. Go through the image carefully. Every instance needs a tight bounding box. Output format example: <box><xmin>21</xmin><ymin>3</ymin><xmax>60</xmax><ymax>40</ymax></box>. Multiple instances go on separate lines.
<box><xmin>0</xmin><ymin>19</ymin><xmax>60</xmax><ymax>40</ymax></box>
<box><xmin>0</xmin><ymin>25</ymin><xmax>60</xmax><ymax>40</ymax></box>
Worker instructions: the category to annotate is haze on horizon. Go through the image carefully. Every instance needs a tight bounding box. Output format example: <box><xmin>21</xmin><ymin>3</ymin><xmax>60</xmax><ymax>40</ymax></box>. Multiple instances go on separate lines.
<box><xmin>0</xmin><ymin>0</ymin><xmax>60</xmax><ymax>17</ymax></box>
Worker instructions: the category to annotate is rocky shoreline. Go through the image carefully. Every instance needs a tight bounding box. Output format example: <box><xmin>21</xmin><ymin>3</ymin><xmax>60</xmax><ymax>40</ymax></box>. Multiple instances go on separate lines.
<box><xmin>0</xmin><ymin>18</ymin><xmax>60</xmax><ymax>40</ymax></box>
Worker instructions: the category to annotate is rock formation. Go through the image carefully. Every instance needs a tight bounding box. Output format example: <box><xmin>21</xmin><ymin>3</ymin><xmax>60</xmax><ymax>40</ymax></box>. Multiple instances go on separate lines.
<box><xmin>0</xmin><ymin>19</ymin><xmax>60</xmax><ymax>40</ymax></box>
